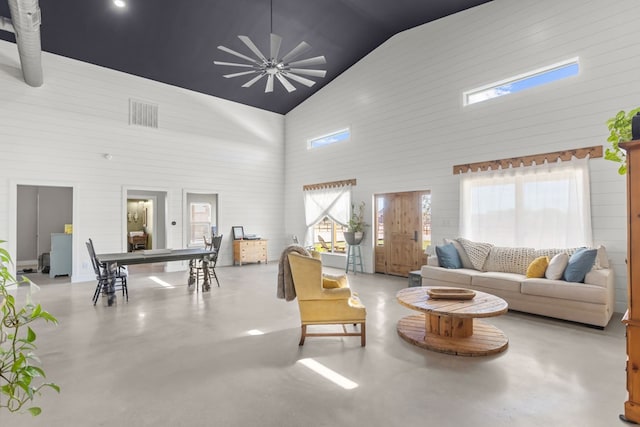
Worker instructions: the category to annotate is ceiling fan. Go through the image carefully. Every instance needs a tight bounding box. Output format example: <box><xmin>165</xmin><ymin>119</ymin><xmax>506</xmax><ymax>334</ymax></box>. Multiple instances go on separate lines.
<box><xmin>213</xmin><ymin>1</ymin><xmax>327</xmax><ymax>93</ymax></box>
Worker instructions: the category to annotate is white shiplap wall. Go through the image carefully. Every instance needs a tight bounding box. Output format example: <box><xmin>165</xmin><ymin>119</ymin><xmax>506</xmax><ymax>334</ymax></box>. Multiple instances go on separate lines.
<box><xmin>0</xmin><ymin>40</ymin><xmax>285</xmax><ymax>281</ymax></box>
<box><xmin>284</xmin><ymin>0</ymin><xmax>640</xmax><ymax>313</ymax></box>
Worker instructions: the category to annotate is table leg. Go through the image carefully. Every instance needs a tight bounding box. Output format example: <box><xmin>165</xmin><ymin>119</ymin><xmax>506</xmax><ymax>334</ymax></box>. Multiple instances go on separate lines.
<box><xmin>202</xmin><ymin>257</ymin><xmax>210</xmax><ymax>292</ymax></box>
<box><xmin>425</xmin><ymin>314</ymin><xmax>473</xmax><ymax>338</ymax></box>
<box><xmin>105</xmin><ymin>262</ymin><xmax>117</xmax><ymax>306</ymax></box>
<box><xmin>188</xmin><ymin>260</ymin><xmax>196</xmax><ymax>288</ymax></box>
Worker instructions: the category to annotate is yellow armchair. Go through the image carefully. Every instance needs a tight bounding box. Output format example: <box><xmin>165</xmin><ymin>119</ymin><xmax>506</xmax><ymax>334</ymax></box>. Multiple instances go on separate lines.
<box><xmin>287</xmin><ymin>252</ymin><xmax>366</xmax><ymax>346</ymax></box>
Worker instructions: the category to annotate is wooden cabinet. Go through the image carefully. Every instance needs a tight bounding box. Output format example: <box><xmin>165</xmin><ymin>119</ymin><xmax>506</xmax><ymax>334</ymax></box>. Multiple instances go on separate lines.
<box><xmin>622</xmin><ymin>140</ymin><xmax>640</xmax><ymax>423</ymax></box>
<box><xmin>233</xmin><ymin>240</ymin><xmax>267</xmax><ymax>266</ymax></box>
<box><xmin>50</xmin><ymin>233</ymin><xmax>72</xmax><ymax>278</ymax></box>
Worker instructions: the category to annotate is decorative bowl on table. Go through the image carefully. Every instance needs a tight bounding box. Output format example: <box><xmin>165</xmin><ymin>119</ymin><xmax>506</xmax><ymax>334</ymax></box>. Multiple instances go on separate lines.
<box><xmin>427</xmin><ymin>288</ymin><xmax>476</xmax><ymax>300</ymax></box>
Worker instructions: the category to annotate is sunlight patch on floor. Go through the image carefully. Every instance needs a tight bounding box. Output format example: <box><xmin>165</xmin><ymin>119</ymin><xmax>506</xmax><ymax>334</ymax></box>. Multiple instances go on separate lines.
<box><xmin>297</xmin><ymin>358</ymin><xmax>358</xmax><ymax>390</ymax></box>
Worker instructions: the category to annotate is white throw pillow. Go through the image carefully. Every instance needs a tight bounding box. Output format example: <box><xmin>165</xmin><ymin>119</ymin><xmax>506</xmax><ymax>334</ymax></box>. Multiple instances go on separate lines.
<box><xmin>545</xmin><ymin>252</ymin><xmax>569</xmax><ymax>280</ymax></box>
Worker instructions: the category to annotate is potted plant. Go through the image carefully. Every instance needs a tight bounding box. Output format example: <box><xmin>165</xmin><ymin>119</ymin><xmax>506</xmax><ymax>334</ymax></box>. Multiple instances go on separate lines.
<box><xmin>0</xmin><ymin>241</ymin><xmax>59</xmax><ymax>415</ymax></box>
<box><xmin>344</xmin><ymin>201</ymin><xmax>368</xmax><ymax>245</ymax></box>
<box><xmin>605</xmin><ymin>107</ymin><xmax>640</xmax><ymax>175</ymax></box>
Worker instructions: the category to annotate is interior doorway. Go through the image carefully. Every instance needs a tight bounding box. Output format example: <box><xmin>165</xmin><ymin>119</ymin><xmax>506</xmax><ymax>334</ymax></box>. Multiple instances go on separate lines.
<box><xmin>374</xmin><ymin>190</ymin><xmax>431</xmax><ymax>277</ymax></box>
<box><xmin>125</xmin><ymin>189</ymin><xmax>168</xmax><ymax>251</ymax></box>
<box><xmin>16</xmin><ymin>185</ymin><xmax>73</xmax><ymax>273</ymax></box>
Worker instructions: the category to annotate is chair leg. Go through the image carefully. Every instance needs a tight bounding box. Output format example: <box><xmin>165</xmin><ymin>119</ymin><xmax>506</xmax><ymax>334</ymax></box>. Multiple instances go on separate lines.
<box><xmin>299</xmin><ymin>324</ymin><xmax>307</xmax><ymax>346</ymax></box>
<box><xmin>92</xmin><ymin>282</ymin><xmax>102</xmax><ymax>306</ymax></box>
<box><xmin>360</xmin><ymin>322</ymin><xmax>366</xmax><ymax>347</ymax></box>
<box><xmin>211</xmin><ymin>267</ymin><xmax>220</xmax><ymax>287</ymax></box>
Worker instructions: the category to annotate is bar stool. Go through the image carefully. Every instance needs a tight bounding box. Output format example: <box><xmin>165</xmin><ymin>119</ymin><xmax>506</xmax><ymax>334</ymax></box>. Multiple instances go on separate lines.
<box><xmin>345</xmin><ymin>244</ymin><xmax>363</xmax><ymax>274</ymax></box>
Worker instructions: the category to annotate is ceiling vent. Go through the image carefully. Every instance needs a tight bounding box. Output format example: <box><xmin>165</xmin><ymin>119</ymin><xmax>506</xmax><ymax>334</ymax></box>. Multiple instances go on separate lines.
<box><xmin>129</xmin><ymin>99</ymin><xmax>158</xmax><ymax>128</ymax></box>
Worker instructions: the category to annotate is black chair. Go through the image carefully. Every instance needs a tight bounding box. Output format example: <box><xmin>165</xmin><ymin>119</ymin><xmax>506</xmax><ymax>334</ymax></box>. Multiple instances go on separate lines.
<box><xmin>86</xmin><ymin>239</ymin><xmax>128</xmax><ymax>305</ymax></box>
<box><xmin>196</xmin><ymin>234</ymin><xmax>223</xmax><ymax>290</ymax></box>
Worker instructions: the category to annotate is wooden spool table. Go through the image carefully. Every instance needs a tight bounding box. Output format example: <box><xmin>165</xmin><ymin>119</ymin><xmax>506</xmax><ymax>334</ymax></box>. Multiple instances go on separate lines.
<box><xmin>396</xmin><ymin>287</ymin><xmax>509</xmax><ymax>356</ymax></box>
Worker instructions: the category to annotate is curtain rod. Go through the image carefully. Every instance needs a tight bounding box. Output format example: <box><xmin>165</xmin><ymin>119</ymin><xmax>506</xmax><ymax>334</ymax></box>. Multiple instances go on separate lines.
<box><xmin>303</xmin><ymin>178</ymin><xmax>356</xmax><ymax>191</ymax></box>
<box><xmin>453</xmin><ymin>145</ymin><xmax>603</xmax><ymax>174</ymax></box>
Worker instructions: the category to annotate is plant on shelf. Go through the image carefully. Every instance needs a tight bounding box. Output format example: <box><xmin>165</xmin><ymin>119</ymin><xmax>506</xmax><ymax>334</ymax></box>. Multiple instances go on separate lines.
<box><xmin>344</xmin><ymin>201</ymin><xmax>368</xmax><ymax>245</ymax></box>
<box><xmin>605</xmin><ymin>107</ymin><xmax>640</xmax><ymax>175</ymax></box>
<box><xmin>0</xmin><ymin>241</ymin><xmax>59</xmax><ymax>416</ymax></box>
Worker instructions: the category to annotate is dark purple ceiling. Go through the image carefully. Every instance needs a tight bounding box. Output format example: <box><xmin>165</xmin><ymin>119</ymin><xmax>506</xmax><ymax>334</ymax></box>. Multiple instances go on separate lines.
<box><xmin>0</xmin><ymin>0</ymin><xmax>492</xmax><ymax>114</ymax></box>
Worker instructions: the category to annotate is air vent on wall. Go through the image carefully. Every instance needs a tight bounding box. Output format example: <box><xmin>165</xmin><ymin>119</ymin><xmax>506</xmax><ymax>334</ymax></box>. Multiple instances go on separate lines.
<box><xmin>129</xmin><ymin>99</ymin><xmax>158</xmax><ymax>128</ymax></box>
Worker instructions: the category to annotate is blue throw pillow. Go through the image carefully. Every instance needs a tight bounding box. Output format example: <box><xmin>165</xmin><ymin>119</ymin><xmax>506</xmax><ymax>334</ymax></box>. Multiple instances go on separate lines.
<box><xmin>436</xmin><ymin>243</ymin><xmax>462</xmax><ymax>269</ymax></box>
<box><xmin>563</xmin><ymin>247</ymin><xmax>597</xmax><ymax>283</ymax></box>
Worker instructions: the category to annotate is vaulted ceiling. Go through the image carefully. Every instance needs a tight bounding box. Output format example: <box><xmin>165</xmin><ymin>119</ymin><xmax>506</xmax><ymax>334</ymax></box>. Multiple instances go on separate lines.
<box><xmin>0</xmin><ymin>0</ymin><xmax>492</xmax><ymax>114</ymax></box>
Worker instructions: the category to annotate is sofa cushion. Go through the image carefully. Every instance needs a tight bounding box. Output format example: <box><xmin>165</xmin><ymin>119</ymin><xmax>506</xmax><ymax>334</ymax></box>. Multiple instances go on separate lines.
<box><xmin>456</xmin><ymin>238</ymin><xmax>493</xmax><ymax>271</ymax></box>
<box><xmin>444</xmin><ymin>238</ymin><xmax>474</xmax><ymax>269</ymax></box>
<box><xmin>436</xmin><ymin>243</ymin><xmax>462</xmax><ymax>269</ymax></box>
<box><xmin>421</xmin><ymin>266</ymin><xmax>481</xmax><ymax>287</ymax></box>
<box><xmin>594</xmin><ymin>245</ymin><xmax>610</xmax><ymax>269</ymax></box>
<box><xmin>522</xmin><ymin>278</ymin><xmax>607</xmax><ymax>304</ymax></box>
<box><xmin>484</xmin><ymin>246</ymin><xmax>535</xmax><ymax>275</ymax></box>
<box><xmin>545</xmin><ymin>253</ymin><xmax>569</xmax><ymax>280</ymax></box>
<box><xmin>533</xmin><ymin>247</ymin><xmax>582</xmax><ymax>259</ymax></box>
<box><xmin>526</xmin><ymin>256</ymin><xmax>549</xmax><ymax>278</ymax></box>
<box><xmin>563</xmin><ymin>248</ymin><xmax>597</xmax><ymax>283</ymax></box>
<box><xmin>471</xmin><ymin>272</ymin><xmax>524</xmax><ymax>293</ymax></box>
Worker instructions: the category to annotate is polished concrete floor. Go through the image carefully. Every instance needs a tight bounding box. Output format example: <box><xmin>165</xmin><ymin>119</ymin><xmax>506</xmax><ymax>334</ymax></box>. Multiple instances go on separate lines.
<box><xmin>1</xmin><ymin>262</ymin><xmax>630</xmax><ymax>427</ymax></box>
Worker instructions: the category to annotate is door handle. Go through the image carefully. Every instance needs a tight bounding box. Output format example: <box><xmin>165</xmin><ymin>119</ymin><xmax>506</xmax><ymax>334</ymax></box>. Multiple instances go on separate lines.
<box><xmin>412</xmin><ymin>231</ymin><xmax>418</xmax><ymax>241</ymax></box>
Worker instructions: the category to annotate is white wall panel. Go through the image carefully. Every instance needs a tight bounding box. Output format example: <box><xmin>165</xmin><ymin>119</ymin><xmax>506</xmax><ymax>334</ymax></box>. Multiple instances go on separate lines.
<box><xmin>285</xmin><ymin>0</ymin><xmax>640</xmax><ymax>312</ymax></box>
<box><xmin>0</xmin><ymin>41</ymin><xmax>285</xmax><ymax>281</ymax></box>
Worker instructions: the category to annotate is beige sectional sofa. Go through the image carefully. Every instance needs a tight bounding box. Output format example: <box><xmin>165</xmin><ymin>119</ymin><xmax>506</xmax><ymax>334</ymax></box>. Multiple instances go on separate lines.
<box><xmin>420</xmin><ymin>238</ymin><xmax>615</xmax><ymax>328</ymax></box>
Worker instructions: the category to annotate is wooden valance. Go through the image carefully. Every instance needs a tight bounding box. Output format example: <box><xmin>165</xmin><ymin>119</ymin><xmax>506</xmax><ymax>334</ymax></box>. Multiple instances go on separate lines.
<box><xmin>453</xmin><ymin>145</ymin><xmax>603</xmax><ymax>174</ymax></box>
<box><xmin>303</xmin><ymin>179</ymin><xmax>356</xmax><ymax>191</ymax></box>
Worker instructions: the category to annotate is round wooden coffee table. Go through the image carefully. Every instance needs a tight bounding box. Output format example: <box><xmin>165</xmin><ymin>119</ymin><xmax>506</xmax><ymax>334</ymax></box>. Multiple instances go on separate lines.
<box><xmin>396</xmin><ymin>287</ymin><xmax>509</xmax><ymax>356</ymax></box>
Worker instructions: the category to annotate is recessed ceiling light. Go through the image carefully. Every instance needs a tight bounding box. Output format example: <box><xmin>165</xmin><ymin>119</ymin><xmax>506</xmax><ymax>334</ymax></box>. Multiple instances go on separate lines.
<box><xmin>114</xmin><ymin>0</ymin><xmax>126</xmax><ymax>8</ymax></box>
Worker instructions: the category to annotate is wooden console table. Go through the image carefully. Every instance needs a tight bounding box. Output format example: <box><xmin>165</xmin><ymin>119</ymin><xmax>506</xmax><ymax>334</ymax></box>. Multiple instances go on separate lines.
<box><xmin>233</xmin><ymin>239</ymin><xmax>267</xmax><ymax>266</ymax></box>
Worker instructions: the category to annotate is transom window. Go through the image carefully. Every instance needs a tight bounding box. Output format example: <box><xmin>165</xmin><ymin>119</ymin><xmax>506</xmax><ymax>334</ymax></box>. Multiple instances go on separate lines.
<box><xmin>308</xmin><ymin>128</ymin><xmax>350</xmax><ymax>149</ymax></box>
<box><xmin>463</xmin><ymin>58</ymin><xmax>579</xmax><ymax>106</ymax></box>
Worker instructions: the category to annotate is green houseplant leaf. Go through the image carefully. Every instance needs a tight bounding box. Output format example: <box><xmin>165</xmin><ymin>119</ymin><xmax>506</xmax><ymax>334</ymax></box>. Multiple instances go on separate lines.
<box><xmin>605</xmin><ymin>107</ymin><xmax>640</xmax><ymax>175</ymax></box>
<box><xmin>0</xmin><ymin>240</ymin><xmax>59</xmax><ymax>415</ymax></box>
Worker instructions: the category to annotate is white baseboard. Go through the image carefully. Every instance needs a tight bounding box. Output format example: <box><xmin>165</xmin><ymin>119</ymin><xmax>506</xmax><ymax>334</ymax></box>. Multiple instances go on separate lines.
<box><xmin>17</xmin><ymin>259</ymin><xmax>38</xmax><ymax>267</ymax></box>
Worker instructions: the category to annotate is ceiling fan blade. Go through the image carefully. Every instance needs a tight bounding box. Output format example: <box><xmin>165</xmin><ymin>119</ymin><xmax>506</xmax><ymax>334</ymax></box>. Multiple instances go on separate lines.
<box><xmin>242</xmin><ymin>74</ymin><xmax>265</xmax><ymax>88</ymax></box>
<box><xmin>288</xmin><ymin>56</ymin><xmax>326</xmax><ymax>68</ymax></box>
<box><xmin>289</xmin><ymin>68</ymin><xmax>327</xmax><ymax>78</ymax></box>
<box><xmin>223</xmin><ymin>71</ymin><xmax>257</xmax><ymax>79</ymax></box>
<box><xmin>265</xmin><ymin>74</ymin><xmax>274</xmax><ymax>93</ymax></box>
<box><xmin>281</xmin><ymin>41</ymin><xmax>311</xmax><ymax>63</ymax></box>
<box><xmin>213</xmin><ymin>61</ymin><xmax>256</xmax><ymax>68</ymax></box>
<box><xmin>217</xmin><ymin>45</ymin><xmax>260</xmax><ymax>64</ymax></box>
<box><xmin>270</xmin><ymin>33</ymin><xmax>282</xmax><ymax>60</ymax></box>
<box><xmin>238</xmin><ymin>35</ymin><xmax>267</xmax><ymax>62</ymax></box>
<box><xmin>276</xmin><ymin>74</ymin><xmax>296</xmax><ymax>93</ymax></box>
<box><xmin>284</xmin><ymin>72</ymin><xmax>316</xmax><ymax>87</ymax></box>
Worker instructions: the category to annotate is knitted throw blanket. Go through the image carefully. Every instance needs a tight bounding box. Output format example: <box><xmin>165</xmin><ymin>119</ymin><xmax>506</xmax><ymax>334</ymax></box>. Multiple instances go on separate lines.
<box><xmin>277</xmin><ymin>245</ymin><xmax>310</xmax><ymax>301</ymax></box>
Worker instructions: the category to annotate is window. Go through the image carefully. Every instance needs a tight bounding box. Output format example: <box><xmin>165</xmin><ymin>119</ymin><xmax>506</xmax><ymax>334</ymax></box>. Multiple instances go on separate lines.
<box><xmin>422</xmin><ymin>193</ymin><xmax>432</xmax><ymax>250</ymax></box>
<box><xmin>459</xmin><ymin>157</ymin><xmax>592</xmax><ymax>248</ymax></box>
<box><xmin>375</xmin><ymin>196</ymin><xmax>385</xmax><ymax>246</ymax></box>
<box><xmin>308</xmin><ymin>128</ymin><xmax>350</xmax><ymax>149</ymax></box>
<box><xmin>189</xmin><ymin>202</ymin><xmax>211</xmax><ymax>245</ymax></box>
<box><xmin>313</xmin><ymin>217</ymin><xmax>348</xmax><ymax>253</ymax></box>
<box><xmin>303</xmin><ymin>184</ymin><xmax>351</xmax><ymax>249</ymax></box>
<box><xmin>463</xmin><ymin>58</ymin><xmax>579</xmax><ymax>106</ymax></box>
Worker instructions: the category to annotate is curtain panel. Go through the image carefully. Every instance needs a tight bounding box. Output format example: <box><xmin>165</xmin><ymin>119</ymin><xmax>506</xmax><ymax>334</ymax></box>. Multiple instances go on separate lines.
<box><xmin>303</xmin><ymin>185</ymin><xmax>351</xmax><ymax>246</ymax></box>
<box><xmin>459</xmin><ymin>157</ymin><xmax>592</xmax><ymax>248</ymax></box>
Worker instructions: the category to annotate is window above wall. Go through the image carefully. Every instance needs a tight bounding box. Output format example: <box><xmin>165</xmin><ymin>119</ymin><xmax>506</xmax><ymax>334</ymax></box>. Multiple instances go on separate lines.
<box><xmin>308</xmin><ymin>128</ymin><xmax>351</xmax><ymax>149</ymax></box>
<box><xmin>463</xmin><ymin>58</ymin><xmax>579</xmax><ymax>106</ymax></box>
